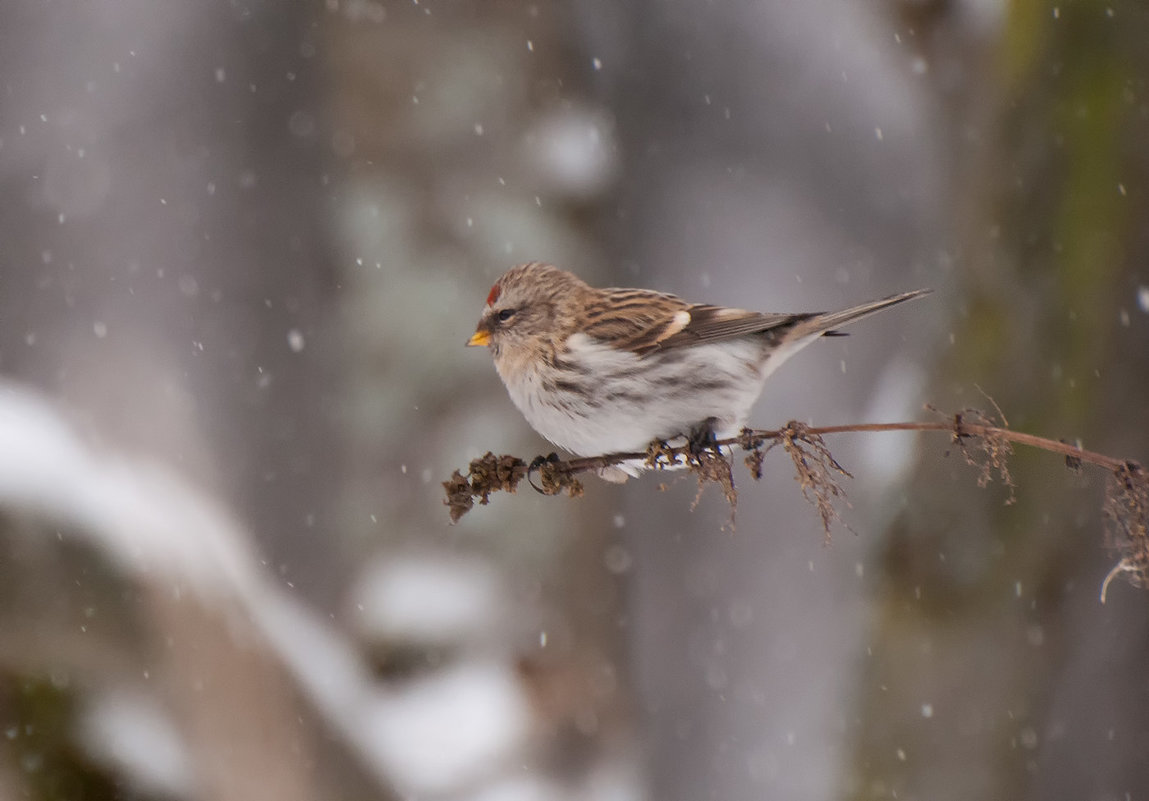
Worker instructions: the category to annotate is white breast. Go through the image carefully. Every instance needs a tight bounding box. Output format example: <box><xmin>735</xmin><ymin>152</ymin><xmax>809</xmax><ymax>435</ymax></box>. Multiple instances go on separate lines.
<box><xmin>498</xmin><ymin>333</ymin><xmax>787</xmax><ymax>458</ymax></box>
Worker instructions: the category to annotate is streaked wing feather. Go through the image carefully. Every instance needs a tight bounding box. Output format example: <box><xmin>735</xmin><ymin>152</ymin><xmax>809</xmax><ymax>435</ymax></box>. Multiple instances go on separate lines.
<box><xmin>652</xmin><ymin>290</ymin><xmax>932</xmax><ymax>352</ymax></box>
<box><xmin>652</xmin><ymin>305</ymin><xmax>809</xmax><ymax>351</ymax></box>
<box><xmin>581</xmin><ymin>289</ymin><xmax>696</xmax><ymax>353</ymax></box>
<box><xmin>584</xmin><ymin>287</ymin><xmax>932</xmax><ymax>356</ymax></box>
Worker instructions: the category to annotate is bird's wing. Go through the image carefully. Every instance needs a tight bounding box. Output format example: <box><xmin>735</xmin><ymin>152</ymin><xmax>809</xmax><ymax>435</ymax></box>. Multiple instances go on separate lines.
<box><xmin>652</xmin><ymin>305</ymin><xmax>810</xmax><ymax>352</ymax></box>
<box><xmin>579</xmin><ymin>288</ymin><xmax>808</xmax><ymax>355</ymax></box>
<box><xmin>648</xmin><ymin>290</ymin><xmax>932</xmax><ymax>352</ymax></box>
<box><xmin>581</xmin><ymin>288</ymin><xmax>931</xmax><ymax>356</ymax></box>
<box><xmin>578</xmin><ymin>289</ymin><xmax>697</xmax><ymax>353</ymax></box>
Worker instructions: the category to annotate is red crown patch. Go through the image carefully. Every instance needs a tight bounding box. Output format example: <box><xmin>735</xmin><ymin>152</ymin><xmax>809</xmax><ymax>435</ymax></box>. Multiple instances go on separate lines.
<box><xmin>486</xmin><ymin>284</ymin><xmax>501</xmax><ymax>306</ymax></box>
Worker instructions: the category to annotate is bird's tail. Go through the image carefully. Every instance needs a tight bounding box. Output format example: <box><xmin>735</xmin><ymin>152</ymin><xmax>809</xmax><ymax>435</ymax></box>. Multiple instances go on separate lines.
<box><xmin>757</xmin><ymin>288</ymin><xmax>931</xmax><ymax>382</ymax></box>
<box><xmin>798</xmin><ymin>288</ymin><xmax>932</xmax><ymax>338</ymax></box>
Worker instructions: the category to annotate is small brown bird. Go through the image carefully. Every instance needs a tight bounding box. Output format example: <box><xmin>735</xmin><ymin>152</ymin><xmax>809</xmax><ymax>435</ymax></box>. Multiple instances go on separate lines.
<box><xmin>468</xmin><ymin>262</ymin><xmax>929</xmax><ymax>481</ymax></box>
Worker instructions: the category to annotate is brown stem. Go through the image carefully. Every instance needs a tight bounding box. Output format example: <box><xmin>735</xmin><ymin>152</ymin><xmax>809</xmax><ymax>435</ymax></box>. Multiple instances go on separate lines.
<box><xmin>554</xmin><ymin>421</ymin><xmax>1134</xmax><ymax>477</ymax></box>
<box><xmin>444</xmin><ymin>416</ymin><xmax>1148</xmax><ymax>597</ymax></box>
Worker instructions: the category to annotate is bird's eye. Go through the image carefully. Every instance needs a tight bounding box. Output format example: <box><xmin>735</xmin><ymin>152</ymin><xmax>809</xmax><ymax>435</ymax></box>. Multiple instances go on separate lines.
<box><xmin>496</xmin><ymin>308</ymin><xmax>516</xmax><ymax>323</ymax></box>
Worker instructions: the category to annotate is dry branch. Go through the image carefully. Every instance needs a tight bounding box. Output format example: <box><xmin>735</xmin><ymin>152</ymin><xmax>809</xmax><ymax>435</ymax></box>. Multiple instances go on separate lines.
<box><xmin>442</xmin><ymin>409</ymin><xmax>1149</xmax><ymax>595</ymax></box>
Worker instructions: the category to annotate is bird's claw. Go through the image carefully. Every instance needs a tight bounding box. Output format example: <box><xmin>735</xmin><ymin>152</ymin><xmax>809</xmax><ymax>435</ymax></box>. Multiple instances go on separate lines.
<box><xmin>527</xmin><ymin>452</ymin><xmax>562</xmax><ymax>494</ymax></box>
<box><xmin>644</xmin><ymin>439</ymin><xmax>677</xmax><ymax>468</ymax></box>
<box><xmin>686</xmin><ymin>418</ymin><xmax>721</xmax><ymax>462</ymax></box>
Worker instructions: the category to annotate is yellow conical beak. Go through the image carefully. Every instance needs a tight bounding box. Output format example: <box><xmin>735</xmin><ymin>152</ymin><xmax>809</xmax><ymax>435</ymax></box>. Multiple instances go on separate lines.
<box><xmin>467</xmin><ymin>330</ymin><xmax>491</xmax><ymax>347</ymax></box>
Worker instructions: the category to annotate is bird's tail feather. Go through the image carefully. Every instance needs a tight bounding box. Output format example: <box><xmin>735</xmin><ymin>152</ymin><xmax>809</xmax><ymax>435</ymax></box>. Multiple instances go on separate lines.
<box><xmin>800</xmin><ymin>288</ymin><xmax>932</xmax><ymax>338</ymax></box>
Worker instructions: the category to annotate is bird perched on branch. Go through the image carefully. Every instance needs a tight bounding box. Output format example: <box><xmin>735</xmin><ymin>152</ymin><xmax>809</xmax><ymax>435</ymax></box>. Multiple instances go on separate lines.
<box><xmin>468</xmin><ymin>261</ymin><xmax>929</xmax><ymax>482</ymax></box>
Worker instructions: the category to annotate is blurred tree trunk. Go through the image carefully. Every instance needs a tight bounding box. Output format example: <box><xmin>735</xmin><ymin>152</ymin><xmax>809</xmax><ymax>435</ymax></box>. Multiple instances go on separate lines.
<box><xmin>599</xmin><ymin>2</ymin><xmax>942</xmax><ymax>799</ymax></box>
<box><xmin>853</xmin><ymin>2</ymin><xmax>1149</xmax><ymax>799</ymax></box>
<box><xmin>0</xmin><ymin>0</ymin><xmax>341</xmax><ymax>603</ymax></box>
<box><xmin>322</xmin><ymin>0</ymin><xmax>638</xmax><ymax>793</ymax></box>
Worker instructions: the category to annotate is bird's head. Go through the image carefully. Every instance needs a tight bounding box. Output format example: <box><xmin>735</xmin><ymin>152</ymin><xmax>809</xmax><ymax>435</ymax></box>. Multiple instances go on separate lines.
<box><xmin>468</xmin><ymin>262</ymin><xmax>589</xmax><ymax>364</ymax></box>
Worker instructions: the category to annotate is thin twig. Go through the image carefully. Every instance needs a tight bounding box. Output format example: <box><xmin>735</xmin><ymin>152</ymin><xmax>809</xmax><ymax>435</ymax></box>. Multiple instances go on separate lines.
<box><xmin>544</xmin><ymin>421</ymin><xmax>1130</xmax><ymax>477</ymax></box>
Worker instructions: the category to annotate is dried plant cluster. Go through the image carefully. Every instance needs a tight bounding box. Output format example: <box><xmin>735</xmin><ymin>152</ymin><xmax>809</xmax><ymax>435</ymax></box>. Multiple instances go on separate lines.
<box><xmin>443</xmin><ymin>407</ymin><xmax>1149</xmax><ymax>596</ymax></box>
<box><xmin>740</xmin><ymin>424</ymin><xmax>853</xmax><ymax>539</ymax></box>
<box><xmin>941</xmin><ymin>406</ymin><xmax>1016</xmax><ymax>500</ymax></box>
<box><xmin>1102</xmin><ymin>462</ymin><xmax>1149</xmax><ymax>601</ymax></box>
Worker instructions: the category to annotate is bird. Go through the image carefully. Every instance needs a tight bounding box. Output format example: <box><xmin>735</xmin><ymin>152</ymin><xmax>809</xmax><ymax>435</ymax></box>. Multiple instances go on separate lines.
<box><xmin>467</xmin><ymin>261</ymin><xmax>929</xmax><ymax>482</ymax></box>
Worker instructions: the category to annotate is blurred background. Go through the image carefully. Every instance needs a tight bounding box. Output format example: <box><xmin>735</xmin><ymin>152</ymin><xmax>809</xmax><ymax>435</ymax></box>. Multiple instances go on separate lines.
<box><xmin>1</xmin><ymin>0</ymin><xmax>1147</xmax><ymax>799</ymax></box>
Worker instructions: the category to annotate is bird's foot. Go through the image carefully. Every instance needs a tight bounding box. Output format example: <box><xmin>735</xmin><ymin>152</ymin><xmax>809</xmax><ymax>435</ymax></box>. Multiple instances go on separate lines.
<box><xmin>686</xmin><ymin>418</ymin><xmax>721</xmax><ymax>463</ymax></box>
<box><xmin>644</xmin><ymin>438</ymin><xmax>678</xmax><ymax>469</ymax></box>
<box><xmin>526</xmin><ymin>452</ymin><xmax>562</xmax><ymax>494</ymax></box>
